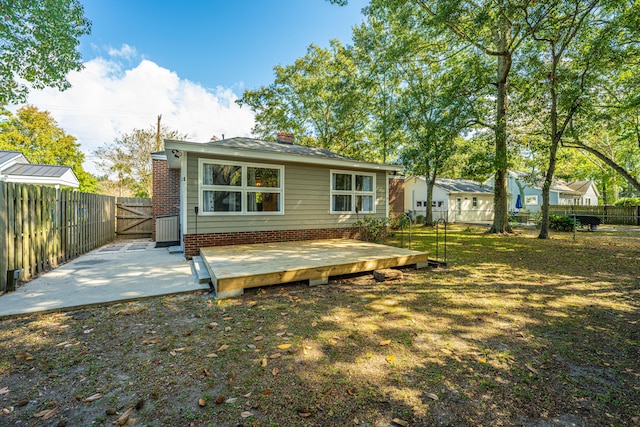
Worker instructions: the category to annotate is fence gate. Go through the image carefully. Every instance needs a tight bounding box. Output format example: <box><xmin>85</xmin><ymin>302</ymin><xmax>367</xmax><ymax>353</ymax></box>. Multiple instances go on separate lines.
<box><xmin>116</xmin><ymin>197</ymin><xmax>152</xmax><ymax>237</ymax></box>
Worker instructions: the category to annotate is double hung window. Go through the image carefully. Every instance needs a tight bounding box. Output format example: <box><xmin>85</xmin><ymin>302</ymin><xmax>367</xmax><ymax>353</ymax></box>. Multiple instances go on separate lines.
<box><xmin>330</xmin><ymin>170</ymin><xmax>375</xmax><ymax>214</ymax></box>
<box><xmin>200</xmin><ymin>160</ymin><xmax>283</xmax><ymax>214</ymax></box>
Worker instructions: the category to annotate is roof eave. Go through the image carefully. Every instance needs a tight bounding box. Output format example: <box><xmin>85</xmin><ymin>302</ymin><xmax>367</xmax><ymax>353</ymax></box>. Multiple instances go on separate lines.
<box><xmin>164</xmin><ymin>140</ymin><xmax>404</xmax><ymax>172</ymax></box>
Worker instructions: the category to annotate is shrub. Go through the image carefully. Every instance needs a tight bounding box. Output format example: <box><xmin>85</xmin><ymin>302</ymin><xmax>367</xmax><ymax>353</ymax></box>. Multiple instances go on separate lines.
<box><xmin>548</xmin><ymin>214</ymin><xmax>578</xmax><ymax>231</ymax></box>
<box><xmin>614</xmin><ymin>197</ymin><xmax>640</xmax><ymax>207</ymax></box>
<box><xmin>354</xmin><ymin>216</ymin><xmax>388</xmax><ymax>243</ymax></box>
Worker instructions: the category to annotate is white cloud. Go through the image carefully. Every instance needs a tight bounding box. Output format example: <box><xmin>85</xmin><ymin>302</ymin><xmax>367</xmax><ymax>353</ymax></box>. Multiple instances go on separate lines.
<box><xmin>21</xmin><ymin>48</ymin><xmax>256</xmax><ymax>174</ymax></box>
<box><xmin>107</xmin><ymin>43</ymin><xmax>138</xmax><ymax>60</ymax></box>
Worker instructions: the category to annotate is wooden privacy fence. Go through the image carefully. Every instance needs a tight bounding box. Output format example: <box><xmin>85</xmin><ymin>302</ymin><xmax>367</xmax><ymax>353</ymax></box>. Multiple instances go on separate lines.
<box><xmin>116</xmin><ymin>197</ymin><xmax>152</xmax><ymax>237</ymax></box>
<box><xmin>0</xmin><ymin>182</ymin><xmax>116</xmax><ymax>290</ymax></box>
<box><xmin>549</xmin><ymin>205</ymin><xmax>640</xmax><ymax>225</ymax></box>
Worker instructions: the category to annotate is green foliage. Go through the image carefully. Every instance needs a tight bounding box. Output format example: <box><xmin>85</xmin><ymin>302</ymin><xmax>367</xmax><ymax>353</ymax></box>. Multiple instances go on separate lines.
<box><xmin>0</xmin><ymin>0</ymin><xmax>91</xmax><ymax>104</ymax></box>
<box><xmin>354</xmin><ymin>216</ymin><xmax>388</xmax><ymax>243</ymax></box>
<box><xmin>237</xmin><ymin>41</ymin><xmax>376</xmax><ymax>161</ymax></box>
<box><xmin>94</xmin><ymin>123</ymin><xmax>187</xmax><ymax>197</ymax></box>
<box><xmin>614</xmin><ymin>198</ymin><xmax>640</xmax><ymax>207</ymax></box>
<box><xmin>548</xmin><ymin>215</ymin><xmax>577</xmax><ymax>232</ymax></box>
<box><xmin>0</xmin><ymin>106</ymin><xmax>96</xmax><ymax>191</ymax></box>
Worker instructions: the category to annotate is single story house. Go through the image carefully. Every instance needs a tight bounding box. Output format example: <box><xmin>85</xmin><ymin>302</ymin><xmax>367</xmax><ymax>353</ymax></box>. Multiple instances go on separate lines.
<box><xmin>0</xmin><ymin>150</ymin><xmax>79</xmax><ymax>188</ymax></box>
<box><xmin>152</xmin><ymin>133</ymin><xmax>403</xmax><ymax>257</ymax></box>
<box><xmin>567</xmin><ymin>180</ymin><xmax>600</xmax><ymax>206</ymax></box>
<box><xmin>403</xmin><ymin>176</ymin><xmax>494</xmax><ymax>223</ymax></box>
<box><xmin>483</xmin><ymin>170</ymin><xmax>581</xmax><ymax>213</ymax></box>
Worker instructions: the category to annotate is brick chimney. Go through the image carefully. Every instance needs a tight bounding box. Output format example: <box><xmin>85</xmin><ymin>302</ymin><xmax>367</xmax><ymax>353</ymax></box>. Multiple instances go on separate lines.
<box><xmin>276</xmin><ymin>132</ymin><xmax>294</xmax><ymax>144</ymax></box>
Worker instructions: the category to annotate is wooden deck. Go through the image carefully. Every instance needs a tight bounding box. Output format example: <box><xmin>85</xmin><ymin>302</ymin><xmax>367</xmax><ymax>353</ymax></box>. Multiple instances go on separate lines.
<box><xmin>200</xmin><ymin>239</ymin><xmax>429</xmax><ymax>298</ymax></box>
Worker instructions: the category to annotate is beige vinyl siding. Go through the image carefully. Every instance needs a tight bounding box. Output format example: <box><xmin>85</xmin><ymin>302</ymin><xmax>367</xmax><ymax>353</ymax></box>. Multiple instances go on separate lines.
<box><xmin>185</xmin><ymin>154</ymin><xmax>388</xmax><ymax>234</ymax></box>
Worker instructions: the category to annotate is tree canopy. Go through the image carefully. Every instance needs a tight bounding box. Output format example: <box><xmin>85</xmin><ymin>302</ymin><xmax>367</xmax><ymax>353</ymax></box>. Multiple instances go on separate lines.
<box><xmin>0</xmin><ymin>0</ymin><xmax>91</xmax><ymax>104</ymax></box>
<box><xmin>0</xmin><ymin>105</ymin><xmax>96</xmax><ymax>191</ymax></box>
<box><xmin>94</xmin><ymin>123</ymin><xmax>187</xmax><ymax>198</ymax></box>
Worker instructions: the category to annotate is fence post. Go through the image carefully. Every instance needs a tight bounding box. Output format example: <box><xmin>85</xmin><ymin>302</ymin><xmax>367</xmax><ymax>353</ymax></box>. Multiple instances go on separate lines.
<box><xmin>0</xmin><ymin>182</ymin><xmax>7</xmax><ymax>291</ymax></box>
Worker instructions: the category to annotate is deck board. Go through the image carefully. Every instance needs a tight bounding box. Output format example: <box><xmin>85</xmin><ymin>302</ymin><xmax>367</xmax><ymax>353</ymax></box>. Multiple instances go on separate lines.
<box><xmin>200</xmin><ymin>239</ymin><xmax>428</xmax><ymax>297</ymax></box>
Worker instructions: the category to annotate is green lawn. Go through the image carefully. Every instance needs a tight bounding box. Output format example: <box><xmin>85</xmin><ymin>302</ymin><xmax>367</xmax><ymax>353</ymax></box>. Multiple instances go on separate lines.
<box><xmin>0</xmin><ymin>224</ymin><xmax>638</xmax><ymax>426</ymax></box>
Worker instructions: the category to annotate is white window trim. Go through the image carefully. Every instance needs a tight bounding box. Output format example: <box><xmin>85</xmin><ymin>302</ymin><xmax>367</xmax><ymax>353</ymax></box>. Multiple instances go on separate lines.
<box><xmin>330</xmin><ymin>169</ymin><xmax>376</xmax><ymax>214</ymax></box>
<box><xmin>198</xmin><ymin>158</ymin><xmax>285</xmax><ymax>216</ymax></box>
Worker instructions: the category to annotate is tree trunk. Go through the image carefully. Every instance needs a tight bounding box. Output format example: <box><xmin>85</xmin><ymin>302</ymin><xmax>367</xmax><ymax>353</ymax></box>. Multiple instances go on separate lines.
<box><xmin>489</xmin><ymin>31</ymin><xmax>512</xmax><ymax>234</ymax></box>
<box><xmin>425</xmin><ymin>172</ymin><xmax>436</xmax><ymax>225</ymax></box>
<box><xmin>538</xmin><ymin>50</ymin><xmax>559</xmax><ymax>239</ymax></box>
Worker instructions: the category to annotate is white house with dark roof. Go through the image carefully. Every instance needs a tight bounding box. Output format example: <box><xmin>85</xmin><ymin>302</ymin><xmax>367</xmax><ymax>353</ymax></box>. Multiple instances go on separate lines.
<box><xmin>567</xmin><ymin>180</ymin><xmax>600</xmax><ymax>206</ymax></box>
<box><xmin>403</xmin><ymin>176</ymin><xmax>494</xmax><ymax>223</ymax></box>
<box><xmin>0</xmin><ymin>150</ymin><xmax>79</xmax><ymax>188</ymax></box>
<box><xmin>152</xmin><ymin>133</ymin><xmax>403</xmax><ymax>256</ymax></box>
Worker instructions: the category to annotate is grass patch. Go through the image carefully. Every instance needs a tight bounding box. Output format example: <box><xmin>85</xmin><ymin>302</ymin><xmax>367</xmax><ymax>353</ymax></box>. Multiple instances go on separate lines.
<box><xmin>0</xmin><ymin>224</ymin><xmax>638</xmax><ymax>426</ymax></box>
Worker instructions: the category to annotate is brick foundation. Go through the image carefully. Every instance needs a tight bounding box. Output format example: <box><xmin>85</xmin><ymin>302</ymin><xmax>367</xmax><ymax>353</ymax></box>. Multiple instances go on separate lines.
<box><xmin>152</xmin><ymin>158</ymin><xmax>181</xmax><ymax>241</ymax></box>
<box><xmin>183</xmin><ymin>227</ymin><xmax>362</xmax><ymax>258</ymax></box>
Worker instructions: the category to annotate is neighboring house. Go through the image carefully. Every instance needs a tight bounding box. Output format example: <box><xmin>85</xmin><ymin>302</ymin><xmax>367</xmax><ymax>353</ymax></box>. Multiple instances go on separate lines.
<box><xmin>152</xmin><ymin>133</ymin><xmax>403</xmax><ymax>257</ymax></box>
<box><xmin>0</xmin><ymin>150</ymin><xmax>79</xmax><ymax>188</ymax></box>
<box><xmin>484</xmin><ymin>170</ymin><xmax>581</xmax><ymax>213</ymax></box>
<box><xmin>567</xmin><ymin>180</ymin><xmax>600</xmax><ymax>206</ymax></box>
<box><xmin>403</xmin><ymin>176</ymin><xmax>494</xmax><ymax>223</ymax></box>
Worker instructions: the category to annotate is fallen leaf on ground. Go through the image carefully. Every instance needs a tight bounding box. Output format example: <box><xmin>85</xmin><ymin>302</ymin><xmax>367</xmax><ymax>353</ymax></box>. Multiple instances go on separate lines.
<box><xmin>225</xmin><ymin>397</ymin><xmax>237</xmax><ymax>404</ymax></box>
<box><xmin>207</xmin><ymin>322</ymin><xmax>218</xmax><ymax>329</ymax></box>
<box><xmin>15</xmin><ymin>352</ymin><xmax>33</xmax><ymax>360</ymax></box>
<box><xmin>114</xmin><ymin>407</ymin><xmax>134</xmax><ymax>426</ymax></box>
<box><xmin>247</xmin><ymin>301</ymin><xmax>257</xmax><ymax>307</ymax></box>
<box><xmin>34</xmin><ymin>407</ymin><xmax>59</xmax><ymax>419</ymax></box>
<box><xmin>203</xmin><ymin>368</ymin><xmax>210</xmax><ymax>377</ymax></box>
<box><xmin>215</xmin><ymin>395</ymin><xmax>225</xmax><ymax>404</ymax></box>
<box><xmin>261</xmin><ymin>358</ymin><xmax>268</xmax><ymax>367</ymax></box>
<box><xmin>347</xmin><ymin>389</ymin><xmax>354</xmax><ymax>396</ymax></box>
<box><xmin>205</xmin><ymin>353</ymin><xmax>218</xmax><ymax>358</ymax></box>
<box><xmin>223</xmin><ymin>317</ymin><xmax>233</xmax><ymax>321</ymax></box>
<box><xmin>525</xmin><ymin>364</ymin><xmax>539</xmax><ymax>374</ymax></box>
<box><xmin>198</xmin><ymin>398</ymin><xmax>206</xmax><ymax>407</ymax></box>
<box><xmin>217</xmin><ymin>344</ymin><xmax>229</xmax><ymax>351</ymax></box>
<box><xmin>277</xmin><ymin>344</ymin><xmax>292</xmax><ymax>350</ymax></box>
<box><xmin>379</xmin><ymin>340</ymin><xmax>391</xmax><ymax>346</ymax></box>
<box><xmin>0</xmin><ymin>387</ymin><xmax>8</xmax><ymax>396</ymax></box>
<box><xmin>1</xmin><ymin>407</ymin><xmax>13</xmax><ymax>414</ymax></box>
<box><xmin>392</xmin><ymin>417</ymin><xmax>409</xmax><ymax>426</ymax></box>
<box><xmin>479</xmin><ymin>358</ymin><xmax>487</xmax><ymax>363</ymax></box>
<box><xmin>269</xmin><ymin>353</ymin><xmax>281</xmax><ymax>359</ymax></box>
<box><xmin>254</xmin><ymin>336</ymin><xmax>263</xmax><ymax>341</ymax></box>
<box><xmin>272</xmin><ymin>367</ymin><xmax>279</xmax><ymax>376</ymax></box>
<box><xmin>262</xmin><ymin>389</ymin><xmax>271</xmax><ymax>395</ymax></box>
<box><xmin>386</xmin><ymin>355</ymin><xmax>396</xmax><ymax>363</ymax></box>
<box><xmin>299</xmin><ymin>411</ymin><xmax>311</xmax><ymax>417</ymax></box>
<box><xmin>311</xmin><ymin>321</ymin><xmax>317</xmax><ymax>327</ymax></box>
<box><xmin>83</xmin><ymin>393</ymin><xmax>103</xmax><ymax>402</ymax></box>
<box><xmin>425</xmin><ymin>392</ymin><xmax>439</xmax><ymax>401</ymax></box>
<box><xmin>241</xmin><ymin>411</ymin><xmax>254</xmax><ymax>418</ymax></box>
<box><xmin>243</xmin><ymin>392</ymin><xmax>252</xmax><ymax>398</ymax></box>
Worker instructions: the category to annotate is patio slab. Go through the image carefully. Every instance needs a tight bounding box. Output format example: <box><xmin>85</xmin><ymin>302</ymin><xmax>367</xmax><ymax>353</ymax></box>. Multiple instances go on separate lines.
<box><xmin>0</xmin><ymin>240</ymin><xmax>209</xmax><ymax>318</ymax></box>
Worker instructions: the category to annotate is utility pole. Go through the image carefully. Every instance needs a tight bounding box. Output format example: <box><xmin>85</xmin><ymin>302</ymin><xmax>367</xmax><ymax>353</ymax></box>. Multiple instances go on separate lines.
<box><xmin>156</xmin><ymin>114</ymin><xmax>162</xmax><ymax>150</ymax></box>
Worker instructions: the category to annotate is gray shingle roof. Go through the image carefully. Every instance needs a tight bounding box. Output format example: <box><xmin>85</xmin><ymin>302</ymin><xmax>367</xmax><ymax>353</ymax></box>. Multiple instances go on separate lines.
<box><xmin>205</xmin><ymin>137</ymin><xmax>350</xmax><ymax>160</ymax></box>
<box><xmin>0</xmin><ymin>150</ymin><xmax>24</xmax><ymax>166</ymax></box>
<box><xmin>435</xmin><ymin>178</ymin><xmax>493</xmax><ymax>194</ymax></box>
<box><xmin>2</xmin><ymin>163</ymin><xmax>71</xmax><ymax>178</ymax></box>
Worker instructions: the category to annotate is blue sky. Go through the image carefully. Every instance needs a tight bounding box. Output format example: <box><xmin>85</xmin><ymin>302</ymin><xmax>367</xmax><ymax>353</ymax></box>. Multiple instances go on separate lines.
<box><xmin>19</xmin><ymin>0</ymin><xmax>369</xmax><ymax>173</ymax></box>
<box><xmin>81</xmin><ymin>0</ymin><xmax>368</xmax><ymax>90</ymax></box>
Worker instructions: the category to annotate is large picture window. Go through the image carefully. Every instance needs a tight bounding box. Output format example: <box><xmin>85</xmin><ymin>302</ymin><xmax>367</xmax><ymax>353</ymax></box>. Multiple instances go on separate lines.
<box><xmin>200</xmin><ymin>159</ymin><xmax>284</xmax><ymax>215</ymax></box>
<box><xmin>330</xmin><ymin>170</ymin><xmax>375</xmax><ymax>214</ymax></box>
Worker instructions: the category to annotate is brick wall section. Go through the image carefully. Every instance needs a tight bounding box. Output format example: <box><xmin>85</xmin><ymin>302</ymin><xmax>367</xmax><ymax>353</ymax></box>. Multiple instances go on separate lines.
<box><xmin>389</xmin><ymin>177</ymin><xmax>405</xmax><ymax>218</ymax></box>
<box><xmin>152</xmin><ymin>158</ymin><xmax>181</xmax><ymax>240</ymax></box>
<box><xmin>183</xmin><ymin>227</ymin><xmax>361</xmax><ymax>258</ymax></box>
